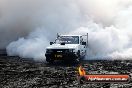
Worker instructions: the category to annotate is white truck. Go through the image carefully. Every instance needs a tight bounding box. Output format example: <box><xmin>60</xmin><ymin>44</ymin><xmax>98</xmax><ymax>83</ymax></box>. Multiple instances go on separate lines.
<box><xmin>45</xmin><ymin>33</ymin><xmax>88</xmax><ymax>63</ymax></box>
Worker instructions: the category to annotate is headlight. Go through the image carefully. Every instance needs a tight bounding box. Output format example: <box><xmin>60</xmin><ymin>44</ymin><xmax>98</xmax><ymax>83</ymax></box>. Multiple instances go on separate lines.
<box><xmin>69</xmin><ymin>49</ymin><xmax>73</xmax><ymax>52</ymax></box>
<box><xmin>46</xmin><ymin>49</ymin><xmax>52</xmax><ymax>53</ymax></box>
<box><xmin>69</xmin><ymin>49</ymin><xmax>75</xmax><ymax>52</ymax></box>
<box><xmin>73</xmin><ymin>49</ymin><xmax>76</xmax><ymax>53</ymax></box>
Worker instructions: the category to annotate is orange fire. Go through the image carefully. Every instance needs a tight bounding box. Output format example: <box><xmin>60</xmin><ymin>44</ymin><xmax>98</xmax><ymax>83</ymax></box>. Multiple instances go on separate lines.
<box><xmin>78</xmin><ymin>66</ymin><xmax>86</xmax><ymax>76</ymax></box>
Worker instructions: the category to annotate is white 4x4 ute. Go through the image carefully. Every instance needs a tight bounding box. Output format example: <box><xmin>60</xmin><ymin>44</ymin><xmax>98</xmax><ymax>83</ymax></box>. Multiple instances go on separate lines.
<box><xmin>45</xmin><ymin>33</ymin><xmax>88</xmax><ymax>63</ymax></box>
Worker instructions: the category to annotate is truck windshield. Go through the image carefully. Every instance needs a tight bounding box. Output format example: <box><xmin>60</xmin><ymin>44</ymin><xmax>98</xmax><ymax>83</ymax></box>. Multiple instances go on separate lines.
<box><xmin>57</xmin><ymin>36</ymin><xmax>79</xmax><ymax>44</ymax></box>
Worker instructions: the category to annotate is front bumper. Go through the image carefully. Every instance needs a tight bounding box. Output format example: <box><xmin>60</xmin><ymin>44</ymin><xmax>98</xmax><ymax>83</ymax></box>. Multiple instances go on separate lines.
<box><xmin>45</xmin><ymin>52</ymin><xmax>78</xmax><ymax>61</ymax></box>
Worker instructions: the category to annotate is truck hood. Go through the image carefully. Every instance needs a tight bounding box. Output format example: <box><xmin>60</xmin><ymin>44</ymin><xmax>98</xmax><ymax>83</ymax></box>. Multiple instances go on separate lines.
<box><xmin>46</xmin><ymin>44</ymin><xmax>79</xmax><ymax>50</ymax></box>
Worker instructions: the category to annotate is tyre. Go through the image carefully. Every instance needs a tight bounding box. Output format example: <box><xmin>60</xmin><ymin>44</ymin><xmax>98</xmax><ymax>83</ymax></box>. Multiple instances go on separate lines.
<box><xmin>75</xmin><ymin>50</ymin><xmax>81</xmax><ymax>63</ymax></box>
<box><xmin>75</xmin><ymin>57</ymin><xmax>81</xmax><ymax>63</ymax></box>
<box><xmin>46</xmin><ymin>57</ymin><xmax>54</xmax><ymax>63</ymax></box>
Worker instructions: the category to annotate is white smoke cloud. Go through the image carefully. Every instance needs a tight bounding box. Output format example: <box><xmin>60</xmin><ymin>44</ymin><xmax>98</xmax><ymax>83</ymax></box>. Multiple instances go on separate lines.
<box><xmin>7</xmin><ymin>28</ymin><xmax>49</xmax><ymax>61</ymax></box>
<box><xmin>0</xmin><ymin>0</ymin><xmax>131</xmax><ymax>60</ymax></box>
<box><xmin>70</xmin><ymin>1</ymin><xmax>132</xmax><ymax>60</ymax></box>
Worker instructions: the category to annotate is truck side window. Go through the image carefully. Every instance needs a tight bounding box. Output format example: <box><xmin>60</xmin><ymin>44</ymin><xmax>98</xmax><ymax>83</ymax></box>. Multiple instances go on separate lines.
<box><xmin>80</xmin><ymin>37</ymin><xmax>83</xmax><ymax>44</ymax></box>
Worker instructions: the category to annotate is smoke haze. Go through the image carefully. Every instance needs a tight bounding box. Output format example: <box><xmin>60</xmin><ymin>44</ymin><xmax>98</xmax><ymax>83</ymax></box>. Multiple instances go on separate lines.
<box><xmin>0</xmin><ymin>0</ymin><xmax>132</xmax><ymax>60</ymax></box>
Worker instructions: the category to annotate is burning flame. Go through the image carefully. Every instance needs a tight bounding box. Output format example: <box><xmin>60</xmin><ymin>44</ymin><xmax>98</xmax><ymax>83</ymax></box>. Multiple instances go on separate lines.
<box><xmin>78</xmin><ymin>66</ymin><xmax>86</xmax><ymax>76</ymax></box>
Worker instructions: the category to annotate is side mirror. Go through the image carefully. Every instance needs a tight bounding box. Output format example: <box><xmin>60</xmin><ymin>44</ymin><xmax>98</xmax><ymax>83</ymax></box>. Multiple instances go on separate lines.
<box><xmin>82</xmin><ymin>42</ymin><xmax>86</xmax><ymax>45</ymax></box>
<box><xmin>50</xmin><ymin>42</ymin><xmax>53</xmax><ymax>45</ymax></box>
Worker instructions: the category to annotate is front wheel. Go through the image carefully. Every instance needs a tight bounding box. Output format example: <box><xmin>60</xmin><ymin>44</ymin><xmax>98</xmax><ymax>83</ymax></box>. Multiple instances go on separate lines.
<box><xmin>76</xmin><ymin>56</ymin><xmax>81</xmax><ymax>62</ymax></box>
<box><xmin>74</xmin><ymin>51</ymin><xmax>81</xmax><ymax>63</ymax></box>
<box><xmin>46</xmin><ymin>57</ymin><xmax>54</xmax><ymax>63</ymax></box>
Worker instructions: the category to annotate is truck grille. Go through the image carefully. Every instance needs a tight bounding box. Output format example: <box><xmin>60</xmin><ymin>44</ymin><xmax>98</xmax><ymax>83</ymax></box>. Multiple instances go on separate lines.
<box><xmin>52</xmin><ymin>49</ymin><xmax>69</xmax><ymax>53</ymax></box>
